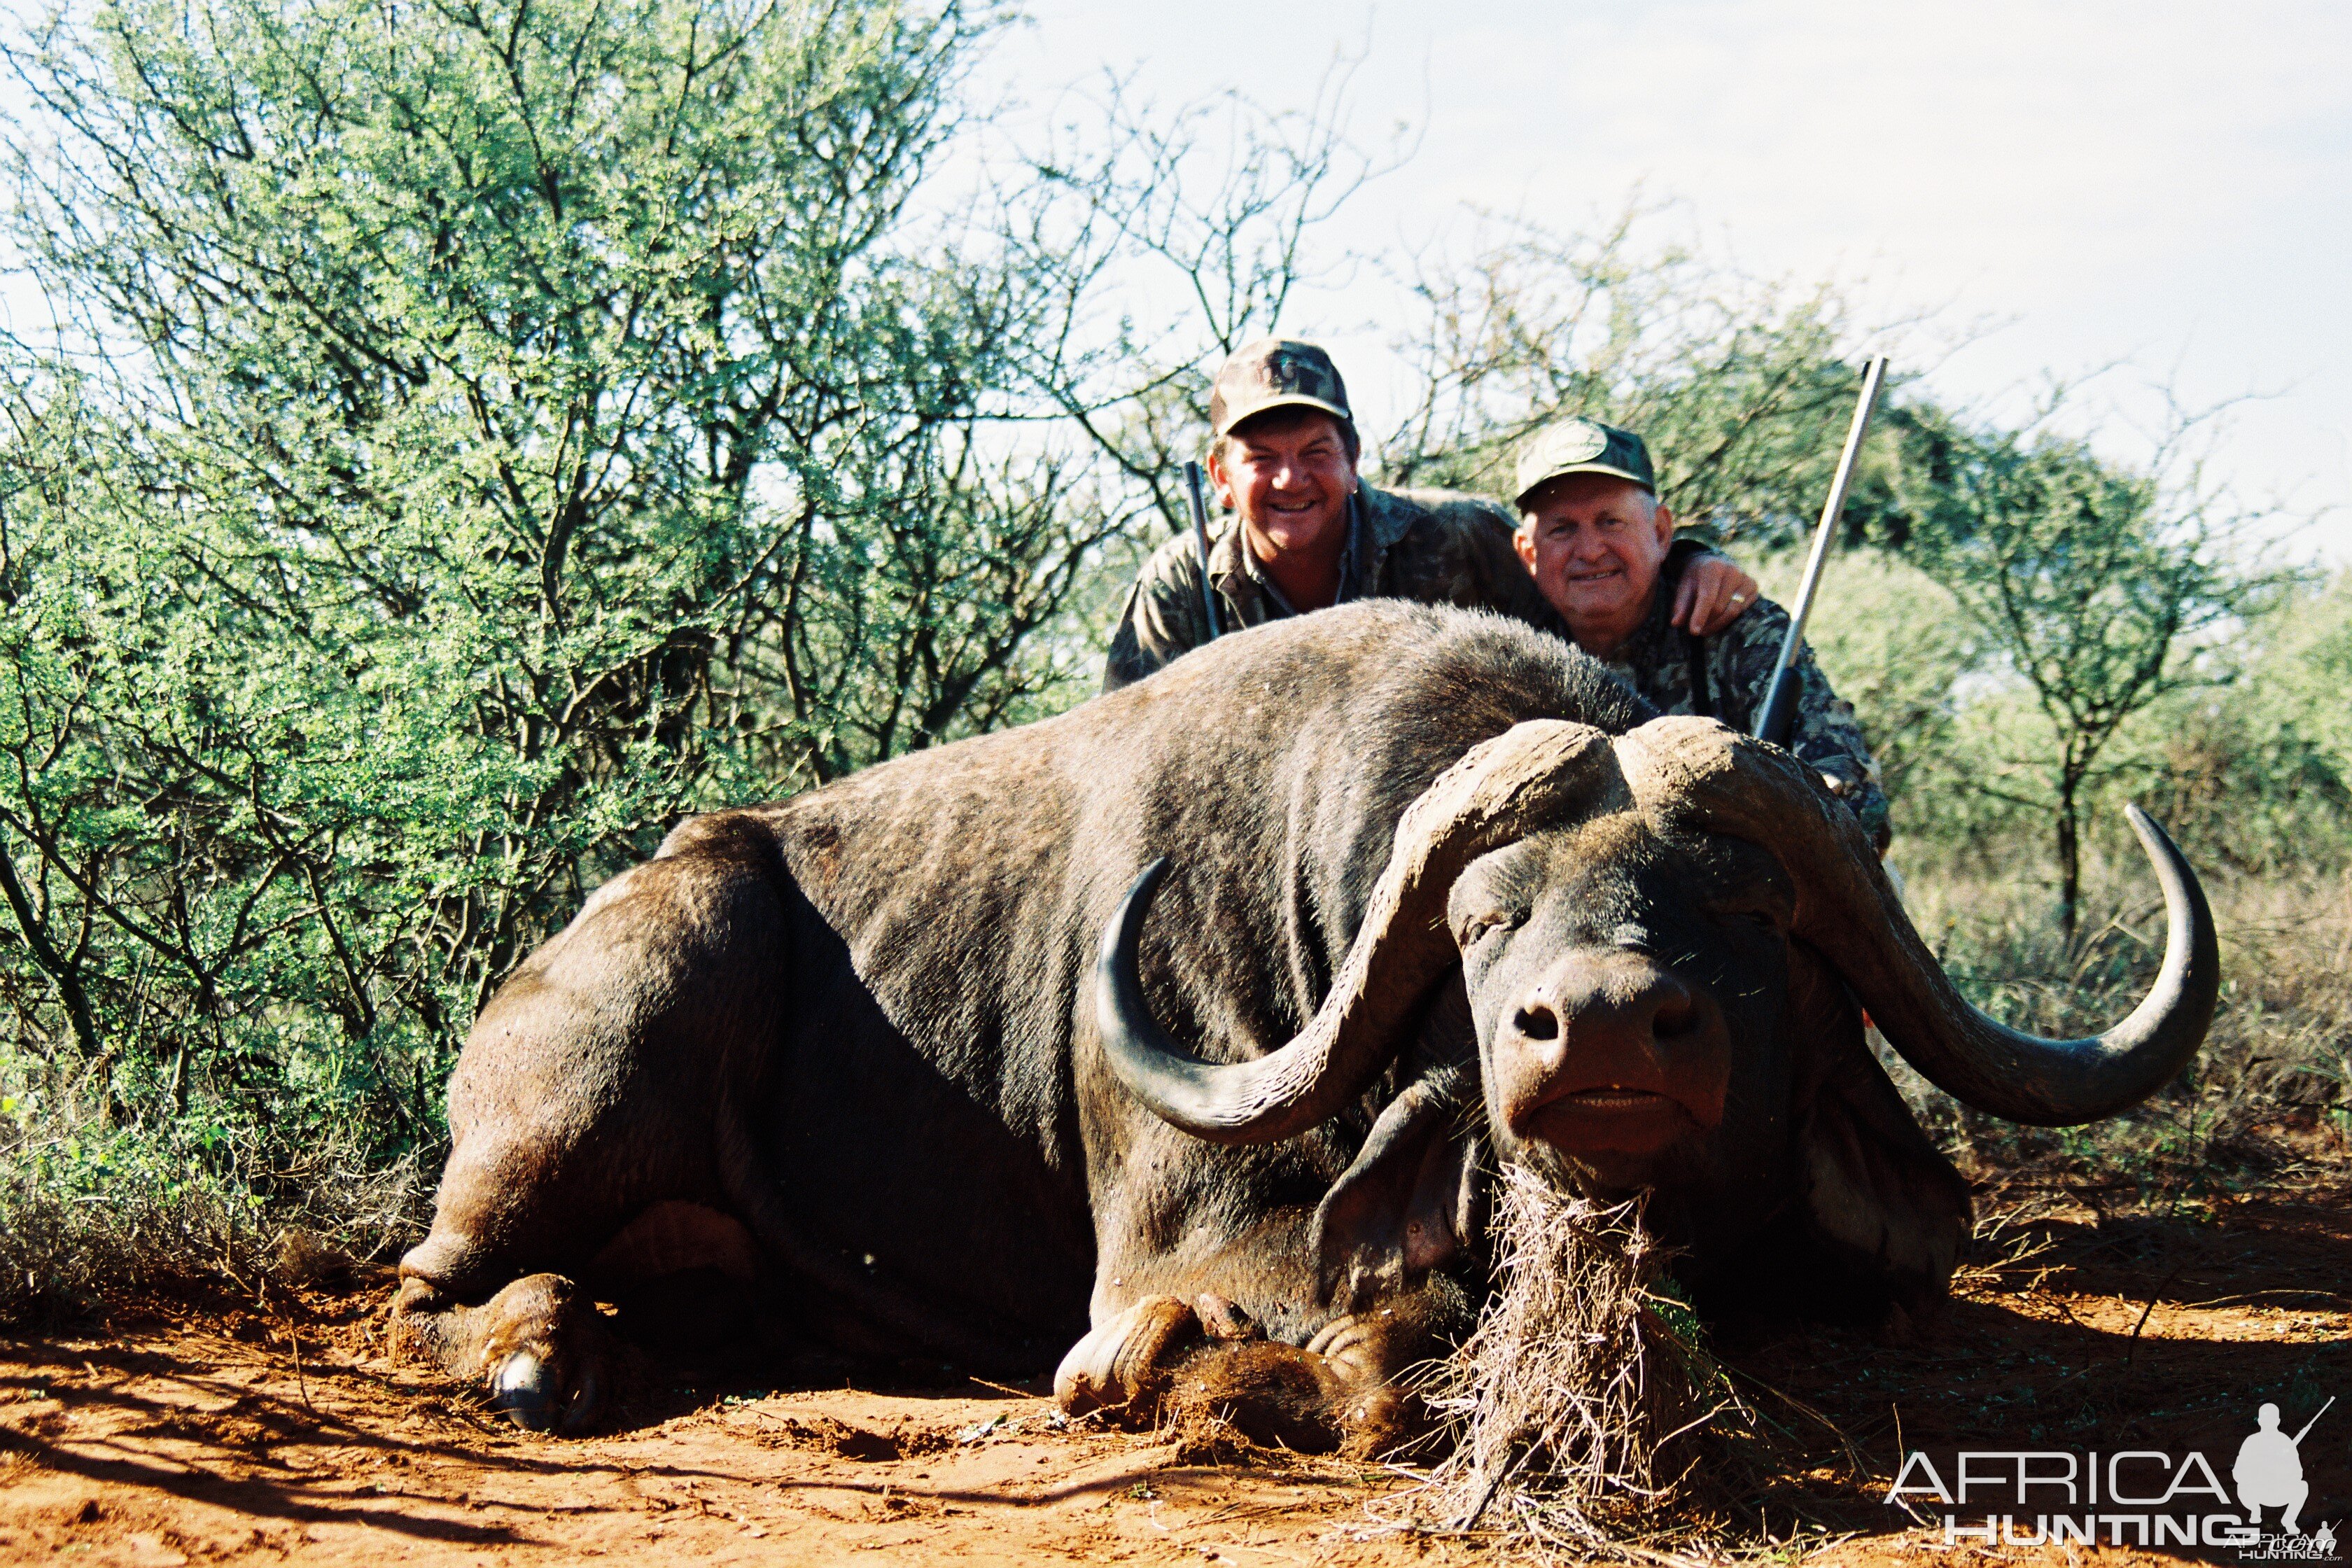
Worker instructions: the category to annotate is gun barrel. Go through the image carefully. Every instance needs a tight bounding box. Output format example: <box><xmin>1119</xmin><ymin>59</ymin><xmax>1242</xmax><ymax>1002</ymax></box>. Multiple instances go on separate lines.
<box><xmin>2293</xmin><ymin>1395</ymin><xmax>2335</xmax><ymax>1445</ymax></box>
<box><xmin>1184</xmin><ymin>461</ymin><xmax>1223</xmax><ymax>640</ymax></box>
<box><xmin>1754</xmin><ymin>356</ymin><xmax>1890</xmax><ymax>748</ymax></box>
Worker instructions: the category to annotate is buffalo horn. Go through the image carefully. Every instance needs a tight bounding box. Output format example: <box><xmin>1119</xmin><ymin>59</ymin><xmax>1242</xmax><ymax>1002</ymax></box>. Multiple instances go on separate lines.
<box><xmin>1616</xmin><ymin>717</ymin><xmax>2218</xmax><ymax>1126</ymax></box>
<box><xmin>1096</xmin><ymin>720</ymin><xmax>1623</xmax><ymax>1144</ymax></box>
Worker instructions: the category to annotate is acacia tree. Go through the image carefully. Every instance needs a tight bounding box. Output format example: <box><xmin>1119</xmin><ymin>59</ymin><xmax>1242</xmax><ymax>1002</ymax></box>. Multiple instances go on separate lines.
<box><xmin>1000</xmin><ymin>72</ymin><xmax>1396</xmax><ymax>548</ymax></box>
<box><xmin>1889</xmin><ymin>402</ymin><xmax>2273</xmax><ymax>941</ymax></box>
<box><xmin>0</xmin><ymin>374</ymin><xmax>110</xmax><ymax>1073</ymax></box>
<box><xmin>0</xmin><ymin>0</ymin><xmax>1210</xmax><ymax>1149</ymax></box>
<box><xmin>1379</xmin><ymin>211</ymin><xmax>1905</xmax><ymax>544</ymax></box>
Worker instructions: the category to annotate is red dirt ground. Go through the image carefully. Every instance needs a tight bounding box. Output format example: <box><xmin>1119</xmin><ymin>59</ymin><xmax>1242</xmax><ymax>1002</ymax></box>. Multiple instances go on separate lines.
<box><xmin>2</xmin><ymin>1174</ymin><xmax>2346</xmax><ymax>1565</ymax></box>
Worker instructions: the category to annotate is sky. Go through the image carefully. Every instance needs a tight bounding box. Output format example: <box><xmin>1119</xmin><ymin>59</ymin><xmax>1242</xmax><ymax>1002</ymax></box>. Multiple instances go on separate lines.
<box><xmin>983</xmin><ymin>0</ymin><xmax>2352</xmax><ymax>558</ymax></box>
<box><xmin>6</xmin><ymin>1</ymin><xmax>2342</xmax><ymax>555</ymax></box>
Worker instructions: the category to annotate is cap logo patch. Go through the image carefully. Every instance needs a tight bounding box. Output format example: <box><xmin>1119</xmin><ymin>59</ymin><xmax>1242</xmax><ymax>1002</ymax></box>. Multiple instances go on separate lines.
<box><xmin>1549</xmin><ymin>420</ymin><xmax>1609</xmax><ymax>464</ymax></box>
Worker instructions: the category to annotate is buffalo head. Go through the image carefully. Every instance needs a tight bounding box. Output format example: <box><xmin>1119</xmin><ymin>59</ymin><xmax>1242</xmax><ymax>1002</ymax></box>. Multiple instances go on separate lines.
<box><xmin>1096</xmin><ymin>716</ymin><xmax>2217</xmax><ymax>1284</ymax></box>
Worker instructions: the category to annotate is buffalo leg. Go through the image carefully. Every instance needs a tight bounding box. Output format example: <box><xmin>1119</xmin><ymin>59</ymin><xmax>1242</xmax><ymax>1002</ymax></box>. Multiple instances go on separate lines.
<box><xmin>391</xmin><ymin>822</ymin><xmax>791</xmax><ymax>1429</ymax></box>
<box><xmin>390</xmin><ymin>1272</ymin><xmax>611</xmax><ymax>1432</ymax></box>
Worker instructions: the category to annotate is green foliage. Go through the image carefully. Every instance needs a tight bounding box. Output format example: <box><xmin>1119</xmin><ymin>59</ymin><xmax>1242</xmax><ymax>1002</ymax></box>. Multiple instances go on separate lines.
<box><xmin>1880</xmin><ymin>403</ymin><xmax>2282</xmax><ymax>936</ymax></box>
<box><xmin>1759</xmin><ymin>542</ymin><xmax>2352</xmax><ymax>892</ymax></box>
<box><xmin>0</xmin><ymin>0</ymin><xmax>1127</xmax><ymax>1172</ymax></box>
<box><xmin>2122</xmin><ymin>573</ymin><xmax>2352</xmax><ymax>875</ymax></box>
<box><xmin>0</xmin><ymin>1040</ymin><xmax>425</xmax><ymax>1322</ymax></box>
<box><xmin>1748</xmin><ymin>547</ymin><xmax>1985</xmax><ymax>811</ymax></box>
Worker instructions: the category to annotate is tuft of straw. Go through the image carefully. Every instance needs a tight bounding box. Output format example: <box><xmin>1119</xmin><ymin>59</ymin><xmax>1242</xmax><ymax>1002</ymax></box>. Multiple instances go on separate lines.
<box><xmin>1401</xmin><ymin>1164</ymin><xmax>1730</xmax><ymax>1554</ymax></box>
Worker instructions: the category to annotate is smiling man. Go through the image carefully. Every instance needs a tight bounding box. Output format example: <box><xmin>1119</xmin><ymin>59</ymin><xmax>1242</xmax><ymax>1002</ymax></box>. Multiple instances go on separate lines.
<box><xmin>1513</xmin><ymin>415</ymin><xmax>1889</xmax><ymax>848</ymax></box>
<box><xmin>1100</xmin><ymin>338</ymin><xmax>1756</xmax><ymax>692</ymax></box>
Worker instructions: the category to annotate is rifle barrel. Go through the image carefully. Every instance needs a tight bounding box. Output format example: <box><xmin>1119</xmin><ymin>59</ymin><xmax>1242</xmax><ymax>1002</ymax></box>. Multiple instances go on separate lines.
<box><xmin>2293</xmin><ymin>1395</ymin><xmax>2335</xmax><ymax>1446</ymax></box>
<box><xmin>1754</xmin><ymin>356</ymin><xmax>1890</xmax><ymax>748</ymax></box>
<box><xmin>1184</xmin><ymin>461</ymin><xmax>1223</xmax><ymax>640</ymax></box>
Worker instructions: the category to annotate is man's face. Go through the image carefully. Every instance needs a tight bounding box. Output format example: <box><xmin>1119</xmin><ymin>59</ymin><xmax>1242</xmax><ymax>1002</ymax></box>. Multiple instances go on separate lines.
<box><xmin>1207</xmin><ymin>409</ymin><xmax>1356</xmax><ymax>561</ymax></box>
<box><xmin>1515</xmin><ymin>473</ymin><xmax>1675</xmax><ymax>634</ymax></box>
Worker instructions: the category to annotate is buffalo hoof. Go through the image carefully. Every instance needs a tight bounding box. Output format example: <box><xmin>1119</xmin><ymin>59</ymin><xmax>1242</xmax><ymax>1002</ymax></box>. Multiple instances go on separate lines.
<box><xmin>491</xmin><ymin>1350</ymin><xmax>562</xmax><ymax>1431</ymax></box>
<box><xmin>472</xmin><ymin>1273</ymin><xmax>608</xmax><ymax>1434</ymax></box>
<box><xmin>490</xmin><ymin>1349</ymin><xmax>603</xmax><ymax>1433</ymax></box>
<box><xmin>1054</xmin><ymin>1295</ymin><xmax>1201</xmax><ymax>1417</ymax></box>
<box><xmin>1305</xmin><ymin>1310</ymin><xmax>1391</xmax><ymax>1382</ymax></box>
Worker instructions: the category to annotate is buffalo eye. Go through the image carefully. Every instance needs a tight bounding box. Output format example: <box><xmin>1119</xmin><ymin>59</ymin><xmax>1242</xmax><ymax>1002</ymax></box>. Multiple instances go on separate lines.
<box><xmin>1455</xmin><ymin>910</ymin><xmax>1520</xmax><ymax>948</ymax></box>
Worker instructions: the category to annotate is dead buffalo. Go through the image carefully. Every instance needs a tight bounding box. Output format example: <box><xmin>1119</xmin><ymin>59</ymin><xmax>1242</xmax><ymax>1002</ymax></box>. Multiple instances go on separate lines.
<box><xmin>390</xmin><ymin>601</ymin><xmax>2216</xmax><ymax>1446</ymax></box>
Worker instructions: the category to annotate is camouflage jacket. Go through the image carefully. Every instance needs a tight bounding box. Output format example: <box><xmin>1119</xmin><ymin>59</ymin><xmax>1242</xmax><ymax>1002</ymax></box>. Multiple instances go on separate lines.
<box><xmin>1594</xmin><ymin>554</ymin><xmax>1891</xmax><ymax>850</ymax></box>
<box><xmin>1100</xmin><ymin>484</ymin><xmax>1887</xmax><ymax>844</ymax></box>
<box><xmin>1101</xmin><ymin>482</ymin><xmax>1554</xmax><ymax>693</ymax></box>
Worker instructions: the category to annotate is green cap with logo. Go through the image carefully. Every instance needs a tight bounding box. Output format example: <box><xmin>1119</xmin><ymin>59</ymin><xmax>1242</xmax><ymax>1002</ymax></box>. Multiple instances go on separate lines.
<box><xmin>1209</xmin><ymin>337</ymin><xmax>1354</xmax><ymax>439</ymax></box>
<box><xmin>1513</xmin><ymin>416</ymin><xmax>1656</xmax><ymax>505</ymax></box>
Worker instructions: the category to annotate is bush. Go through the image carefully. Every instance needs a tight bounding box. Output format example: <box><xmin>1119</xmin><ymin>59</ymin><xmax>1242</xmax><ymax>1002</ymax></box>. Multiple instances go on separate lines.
<box><xmin>2122</xmin><ymin>573</ymin><xmax>2352</xmax><ymax>876</ymax></box>
<box><xmin>0</xmin><ymin>1045</ymin><xmax>428</xmax><ymax>1324</ymax></box>
<box><xmin>0</xmin><ymin>0</ymin><xmax>1126</xmax><ymax>1177</ymax></box>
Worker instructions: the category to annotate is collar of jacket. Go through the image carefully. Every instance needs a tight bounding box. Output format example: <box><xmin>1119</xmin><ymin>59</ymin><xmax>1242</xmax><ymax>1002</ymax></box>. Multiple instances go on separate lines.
<box><xmin>1205</xmin><ymin>483</ymin><xmax>1407</xmax><ymax>611</ymax></box>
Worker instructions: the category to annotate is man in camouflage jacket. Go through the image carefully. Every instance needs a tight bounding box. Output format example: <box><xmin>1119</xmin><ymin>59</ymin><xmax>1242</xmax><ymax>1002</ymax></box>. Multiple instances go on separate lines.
<box><xmin>1511</xmin><ymin>416</ymin><xmax>1890</xmax><ymax>848</ymax></box>
<box><xmin>1102</xmin><ymin>338</ymin><xmax>1755</xmax><ymax>692</ymax></box>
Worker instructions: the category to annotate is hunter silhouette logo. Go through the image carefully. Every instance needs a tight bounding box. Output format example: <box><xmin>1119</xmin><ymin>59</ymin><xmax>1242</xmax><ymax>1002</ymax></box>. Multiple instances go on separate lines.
<box><xmin>1884</xmin><ymin>1396</ymin><xmax>2338</xmax><ymax>1556</ymax></box>
<box><xmin>2237</xmin><ymin>1399</ymin><xmax>2328</xmax><ymax>1534</ymax></box>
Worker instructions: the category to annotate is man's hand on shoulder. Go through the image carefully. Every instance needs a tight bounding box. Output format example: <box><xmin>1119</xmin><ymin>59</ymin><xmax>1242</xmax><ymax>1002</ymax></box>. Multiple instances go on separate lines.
<box><xmin>1672</xmin><ymin>552</ymin><xmax>1760</xmax><ymax>637</ymax></box>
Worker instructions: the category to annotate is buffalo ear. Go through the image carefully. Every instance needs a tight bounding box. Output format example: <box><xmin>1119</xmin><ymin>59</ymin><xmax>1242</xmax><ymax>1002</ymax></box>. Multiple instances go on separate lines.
<box><xmin>1308</xmin><ymin>980</ymin><xmax>1480</xmax><ymax>1311</ymax></box>
<box><xmin>1787</xmin><ymin>943</ymin><xmax>1973</xmax><ymax>1310</ymax></box>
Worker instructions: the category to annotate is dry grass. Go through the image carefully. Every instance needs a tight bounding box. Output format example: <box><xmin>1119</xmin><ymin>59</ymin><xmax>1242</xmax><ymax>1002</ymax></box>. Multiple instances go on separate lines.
<box><xmin>1377</xmin><ymin>1170</ymin><xmax>1726</xmax><ymax>1558</ymax></box>
<box><xmin>1893</xmin><ymin>861</ymin><xmax>2352</xmax><ymax>1197</ymax></box>
<box><xmin>0</xmin><ymin>1075</ymin><xmax>428</xmax><ymax>1326</ymax></box>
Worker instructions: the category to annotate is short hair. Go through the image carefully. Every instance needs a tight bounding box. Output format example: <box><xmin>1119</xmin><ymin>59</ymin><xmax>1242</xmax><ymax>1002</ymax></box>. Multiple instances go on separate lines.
<box><xmin>1212</xmin><ymin>406</ymin><xmax>1360</xmax><ymax>469</ymax></box>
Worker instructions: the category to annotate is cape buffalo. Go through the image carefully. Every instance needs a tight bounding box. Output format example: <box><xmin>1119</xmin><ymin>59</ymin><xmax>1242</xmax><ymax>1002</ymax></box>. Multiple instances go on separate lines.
<box><xmin>389</xmin><ymin>602</ymin><xmax>2216</xmax><ymax>1447</ymax></box>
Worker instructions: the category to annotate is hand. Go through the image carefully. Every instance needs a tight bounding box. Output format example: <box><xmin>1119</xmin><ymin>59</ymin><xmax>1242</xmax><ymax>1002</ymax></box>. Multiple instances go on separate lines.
<box><xmin>1672</xmin><ymin>554</ymin><xmax>1760</xmax><ymax>636</ymax></box>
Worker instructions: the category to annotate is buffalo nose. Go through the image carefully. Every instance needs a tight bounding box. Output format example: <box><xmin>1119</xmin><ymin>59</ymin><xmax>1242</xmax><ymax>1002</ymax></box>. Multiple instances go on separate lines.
<box><xmin>1505</xmin><ymin>949</ymin><xmax>1730</xmax><ymax>1147</ymax></box>
<box><xmin>1499</xmin><ymin>951</ymin><xmax>1729</xmax><ymax>1146</ymax></box>
<box><xmin>1512</xmin><ymin>1002</ymin><xmax>1560</xmax><ymax>1041</ymax></box>
<box><xmin>1513</xmin><ymin>960</ymin><xmax>1700</xmax><ymax>1050</ymax></box>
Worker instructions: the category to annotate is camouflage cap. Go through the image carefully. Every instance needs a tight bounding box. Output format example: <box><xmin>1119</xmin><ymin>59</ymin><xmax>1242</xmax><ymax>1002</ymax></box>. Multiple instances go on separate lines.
<box><xmin>1513</xmin><ymin>416</ymin><xmax>1656</xmax><ymax>505</ymax></box>
<box><xmin>1209</xmin><ymin>337</ymin><xmax>1354</xmax><ymax>439</ymax></box>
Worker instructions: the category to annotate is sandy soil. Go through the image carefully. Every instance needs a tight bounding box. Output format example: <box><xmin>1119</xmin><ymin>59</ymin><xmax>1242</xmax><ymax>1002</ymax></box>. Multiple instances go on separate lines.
<box><xmin>2</xmin><ymin>1175</ymin><xmax>2346</xmax><ymax>1566</ymax></box>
